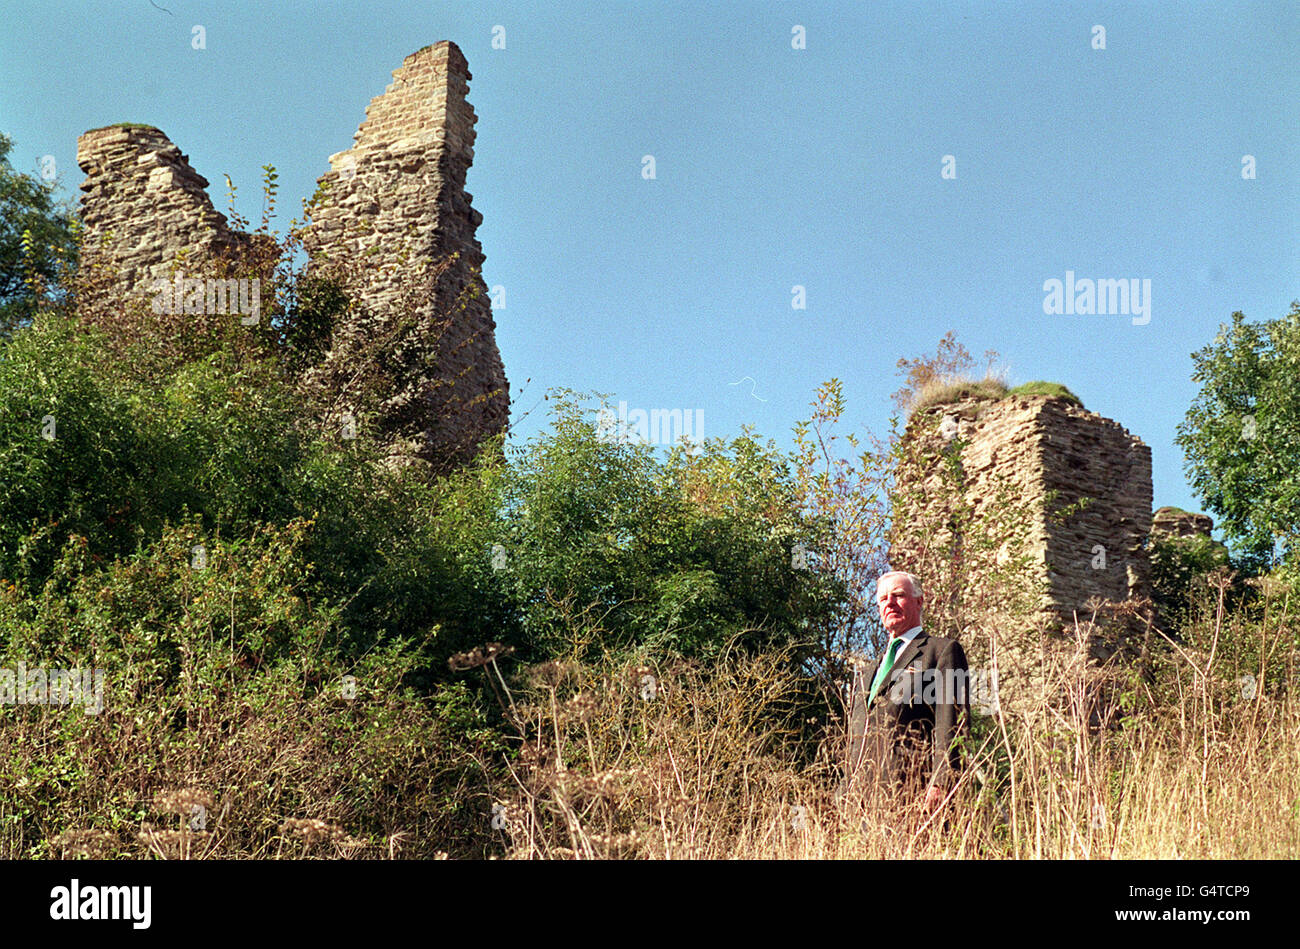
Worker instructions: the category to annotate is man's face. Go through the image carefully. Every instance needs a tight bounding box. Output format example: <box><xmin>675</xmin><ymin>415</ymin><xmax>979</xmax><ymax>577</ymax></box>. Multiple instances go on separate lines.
<box><xmin>877</xmin><ymin>575</ymin><xmax>922</xmax><ymax>637</ymax></box>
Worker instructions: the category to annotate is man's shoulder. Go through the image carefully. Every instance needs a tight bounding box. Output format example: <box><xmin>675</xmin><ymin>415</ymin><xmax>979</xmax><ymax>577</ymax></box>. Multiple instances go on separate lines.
<box><xmin>917</xmin><ymin>633</ymin><xmax>968</xmax><ymax>661</ymax></box>
<box><xmin>920</xmin><ymin>632</ymin><xmax>961</xmax><ymax>647</ymax></box>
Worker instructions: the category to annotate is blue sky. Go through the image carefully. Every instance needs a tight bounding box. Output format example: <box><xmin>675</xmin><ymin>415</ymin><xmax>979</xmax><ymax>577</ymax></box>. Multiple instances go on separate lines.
<box><xmin>2</xmin><ymin>0</ymin><xmax>1296</xmax><ymax>525</ymax></box>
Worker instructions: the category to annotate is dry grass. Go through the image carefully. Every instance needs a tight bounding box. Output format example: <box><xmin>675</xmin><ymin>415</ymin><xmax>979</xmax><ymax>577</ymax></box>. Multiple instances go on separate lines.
<box><xmin>12</xmin><ymin>601</ymin><xmax>1296</xmax><ymax>860</ymax></box>
<box><xmin>908</xmin><ymin>372</ymin><xmax>1009</xmax><ymax>416</ymax></box>
<box><xmin>10</xmin><ymin>570</ymin><xmax>1293</xmax><ymax>860</ymax></box>
<box><xmin>487</xmin><ymin>602</ymin><xmax>1300</xmax><ymax>859</ymax></box>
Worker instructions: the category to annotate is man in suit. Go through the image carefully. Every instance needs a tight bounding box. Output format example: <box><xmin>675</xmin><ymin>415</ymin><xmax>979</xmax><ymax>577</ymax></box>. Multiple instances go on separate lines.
<box><xmin>845</xmin><ymin>571</ymin><xmax>970</xmax><ymax>810</ymax></box>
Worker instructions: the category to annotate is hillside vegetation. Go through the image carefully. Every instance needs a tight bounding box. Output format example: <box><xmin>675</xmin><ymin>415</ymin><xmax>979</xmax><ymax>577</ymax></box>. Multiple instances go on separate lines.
<box><xmin>1</xmin><ymin>163</ymin><xmax>1296</xmax><ymax>857</ymax></box>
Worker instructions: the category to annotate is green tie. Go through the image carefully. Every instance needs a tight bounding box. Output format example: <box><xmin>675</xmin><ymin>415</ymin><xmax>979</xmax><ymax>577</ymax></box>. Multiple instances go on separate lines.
<box><xmin>868</xmin><ymin>637</ymin><xmax>904</xmax><ymax>704</ymax></box>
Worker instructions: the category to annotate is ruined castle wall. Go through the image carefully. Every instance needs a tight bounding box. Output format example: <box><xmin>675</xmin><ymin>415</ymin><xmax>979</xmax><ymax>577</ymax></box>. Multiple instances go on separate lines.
<box><xmin>77</xmin><ymin>125</ymin><xmax>252</xmax><ymax>301</ymax></box>
<box><xmin>75</xmin><ymin>41</ymin><xmax>509</xmax><ymax>472</ymax></box>
<box><xmin>952</xmin><ymin>397</ymin><xmax>1052</xmax><ymax>581</ymax></box>
<box><xmin>891</xmin><ymin>395</ymin><xmax>1152</xmax><ymax>630</ymax></box>
<box><xmin>301</xmin><ymin>41</ymin><xmax>509</xmax><ymax>470</ymax></box>
<box><xmin>1035</xmin><ymin>399</ymin><xmax>1152</xmax><ymax>620</ymax></box>
<box><xmin>889</xmin><ymin>394</ymin><xmax>1152</xmax><ymax>716</ymax></box>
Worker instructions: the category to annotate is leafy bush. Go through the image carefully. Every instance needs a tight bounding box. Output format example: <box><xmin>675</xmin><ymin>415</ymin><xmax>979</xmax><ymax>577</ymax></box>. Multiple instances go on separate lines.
<box><xmin>1148</xmin><ymin>530</ymin><xmax>1231</xmax><ymax>630</ymax></box>
<box><xmin>0</xmin><ymin>134</ymin><xmax>78</xmax><ymax>335</ymax></box>
<box><xmin>0</xmin><ymin>313</ymin><xmax>365</xmax><ymax>595</ymax></box>
<box><xmin>1177</xmin><ymin>304</ymin><xmax>1300</xmax><ymax>569</ymax></box>
<box><xmin>479</xmin><ymin>390</ymin><xmax>839</xmax><ymax>665</ymax></box>
<box><xmin>0</xmin><ymin>313</ymin><xmax>150</xmax><ymax>588</ymax></box>
<box><xmin>0</xmin><ymin>520</ymin><xmax>504</xmax><ymax>858</ymax></box>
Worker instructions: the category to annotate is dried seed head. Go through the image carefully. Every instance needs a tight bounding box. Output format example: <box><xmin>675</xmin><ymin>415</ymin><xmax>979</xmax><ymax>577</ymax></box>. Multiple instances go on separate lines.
<box><xmin>526</xmin><ymin>659</ymin><xmax>580</xmax><ymax>689</ymax></box>
<box><xmin>449</xmin><ymin>641</ymin><xmax>516</xmax><ymax>671</ymax></box>
<box><xmin>280</xmin><ymin>817</ymin><xmax>358</xmax><ymax>848</ymax></box>
<box><xmin>152</xmin><ymin>787</ymin><xmax>214</xmax><ymax>817</ymax></box>
<box><xmin>564</xmin><ymin>691</ymin><xmax>600</xmax><ymax>721</ymax></box>
<box><xmin>51</xmin><ymin>828</ymin><xmax>116</xmax><ymax>858</ymax></box>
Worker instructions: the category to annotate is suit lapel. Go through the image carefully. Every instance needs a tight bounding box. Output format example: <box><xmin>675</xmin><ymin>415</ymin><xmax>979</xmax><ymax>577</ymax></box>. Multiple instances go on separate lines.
<box><xmin>890</xmin><ymin>631</ymin><xmax>928</xmax><ymax>680</ymax></box>
<box><xmin>856</xmin><ymin>630</ymin><xmax>930</xmax><ymax>714</ymax></box>
<box><xmin>848</xmin><ymin>632</ymin><xmax>931</xmax><ymax>780</ymax></box>
<box><xmin>874</xmin><ymin>631</ymin><xmax>928</xmax><ymax>707</ymax></box>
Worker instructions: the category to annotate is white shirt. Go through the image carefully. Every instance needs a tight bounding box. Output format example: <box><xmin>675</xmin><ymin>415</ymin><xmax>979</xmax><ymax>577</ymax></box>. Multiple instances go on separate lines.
<box><xmin>883</xmin><ymin>625</ymin><xmax>923</xmax><ymax>661</ymax></box>
<box><xmin>867</xmin><ymin>625</ymin><xmax>923</xmax><ymax>698</ymax></box>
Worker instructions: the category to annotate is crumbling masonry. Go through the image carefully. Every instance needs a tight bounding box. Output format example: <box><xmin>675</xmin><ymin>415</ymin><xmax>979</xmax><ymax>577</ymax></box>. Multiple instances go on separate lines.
<box><xmin>75</xmin><ymin>41</ymin><xmax>508</xmax><ymax>471</ymax></box>
<box><xmin>889</xmin><ymin>394</ymin><xmax>1154</xmax><ymax>713</ymax></box>
<box><xmin>76</xmin><ymin>125</ymin><xmax>254</xmax><ymax>297</ymax></box>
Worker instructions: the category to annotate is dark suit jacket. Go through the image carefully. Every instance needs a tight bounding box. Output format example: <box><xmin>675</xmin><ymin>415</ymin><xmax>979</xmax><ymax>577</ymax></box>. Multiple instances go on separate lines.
<box><xmin>845</xmin><ymin>630</ymin><xmax>970</xmax><ymax>797</ymax></box>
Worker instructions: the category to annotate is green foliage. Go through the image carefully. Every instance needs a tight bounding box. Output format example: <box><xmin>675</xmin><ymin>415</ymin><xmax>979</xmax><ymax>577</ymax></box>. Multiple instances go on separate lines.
<box><xmin>790</xmin><ymin>378</ymin><xmax>890</xmax><ymax>688</ymax></box>
<box><xmin>0</xmin><ymin>520</ymin><xmax>504</xmax><ymax>858</ymax></box>
<box><xmin>0</xmin><ymin>328</ymin><xmax>842</xmax><ymax>851</ymax></box>
<box><xmin>0</xmin><ymin>313</ymin><xmax>347</xmax><ymax>594</ymax></box>
<box><xmin>1147</xmin><ymin>566</ymin><xmax>1299</xmax><ymax>708</ymax></box>
<box><xmin>1176</xmin><ymin>304</ymin><xmax>1300</xmax><ymax>569</ymax></box>
<box><xmin>0</xmin><ymin>309</ymin><xmax>839</xmax><ymax>675</ymax></box>
<box><xmin>275</xmin><ymin>272</ymin><xmax>346</xmax><ymax>372</ymax></box>
<box><xmin>0</xmin><ymin>314</ymin><xmax>150</xmax><ymax>587</ymax></box>
<box><xmin>0</xmin><ymin>157</ymin><xmax>864</xmax><ymax>853</ymax></box>
<box><xmin>1007</xmin><ymin>380</ymin><xmax>1083</xmax><ymax>407</ymax></box>
<box><xmin>1148</xmin><ymin>531</ymin><xmax>1231</xmax><ymax>629</ymax></box>
<box><xmin>0</xmin><ymin>134</ymin><xmax>79</xmax><ymax>335</ymax></box>
<box><xmin>483</xmin><ymin>390</ymin><xmax>839</xmax><ymax>665</ymax></box>
<box><xmin>86</xmin><ymin>123</ymin><xmax>157</xmax><ymax>132</ymax></box>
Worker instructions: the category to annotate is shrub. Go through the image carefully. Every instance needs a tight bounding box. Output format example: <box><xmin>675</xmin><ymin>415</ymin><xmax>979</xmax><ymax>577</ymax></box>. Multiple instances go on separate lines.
<box><xmin>1148</xmin><ymin>530</ymin><xmax>1232</xmax><ymax>630</ymax></box>
<box><xmin>0</xmin><ymin>313</ymin><xmax>150</xmax><ymax>589</ymax></box>
<box><xmin>480</xmin><ymin>390</ymin><xmax>838</xmax><ymax>666</ymax></box>
<box><xmin>0</xmin><ymin>520</ymin><xmax>505</xmax><ymax>858</ymax></box>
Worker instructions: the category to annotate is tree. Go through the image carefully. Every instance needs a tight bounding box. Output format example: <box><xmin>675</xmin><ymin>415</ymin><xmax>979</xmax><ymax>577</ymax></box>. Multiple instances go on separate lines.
<box><xmin>1176</xmin><ymin>303</ymin><xmax>1300</xmax><ymax>569</ymax></box>
<box><xmin>0</xmin><ymin>134</ymin><xmax>79</xmax><ymax>334</ymax></box>
<box><xmin>486</xmin><ymin>389</ymin><xmax>839</xmax><ymax>665</ymax></box>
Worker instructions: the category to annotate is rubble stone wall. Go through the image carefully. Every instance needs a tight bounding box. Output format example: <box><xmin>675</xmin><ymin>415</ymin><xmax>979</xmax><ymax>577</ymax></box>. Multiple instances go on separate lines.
<box><xmin>75</xmin><ymin>41</ymin><xmax>508</xmax><ymax>471</ymax></box>
<box><xmin>892</xmin><ymin>394</ymin><xmax>1152</xmax><ymax>630</ymax></box>
<box><xmin>300</xmin><ymin>41</ymin><xmax>508</xmax><ymax>470</ymax></box>
<box><xmin>77</xmin><ymin>124</ymin><xmax>253</xmax><ymax>301</ymax></box>
<box><xmin>889</xmin><ymin>394</ymin><xmax>1153</xmax><ymax>717</ymax></box>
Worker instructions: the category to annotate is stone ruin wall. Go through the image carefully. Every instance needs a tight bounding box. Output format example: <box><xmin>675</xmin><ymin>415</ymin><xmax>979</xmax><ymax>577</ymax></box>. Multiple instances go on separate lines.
<box><xmin>893</xmin><ymin>394</ymin><xmax>1152</xmax><ymax>627</ymax></box>
<box><xmin>890</xmin><ymin>395</ymin><xmax>1153</xmax><ymax>712</ymax></box>
<box><xmin>301</xmin><ymin>41</ymin><xmax>508</xmax><ymax>470</ymax></box>
<box><xmin>77</xmin><ymin>125</ymin><xmax>254</xmax><ymax>301</ymax></box>
<box><xmin>74</xmin><ymin>41</ymin><xmax>508</xmax><ymax>472</ymax></box>
<box><xmin>1034</xmin><ymin>398</ymin><xmax>1152</xmax><ymax>617</ymax></box>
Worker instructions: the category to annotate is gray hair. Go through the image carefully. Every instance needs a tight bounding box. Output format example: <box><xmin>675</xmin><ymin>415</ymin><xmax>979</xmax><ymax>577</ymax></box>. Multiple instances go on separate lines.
<box><xmin>877</xmin><ymin>571</ymin><xmax>922</xmax><ymax>600</ymax></box>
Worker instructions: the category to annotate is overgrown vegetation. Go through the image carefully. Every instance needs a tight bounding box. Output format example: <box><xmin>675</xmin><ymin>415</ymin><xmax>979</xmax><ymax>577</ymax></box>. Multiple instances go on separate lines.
<box><xmin>1</xmin><ymin>143</ymin><xmax>1296</xmax><ymax>858</ymax></box>
<box><xmin>1007</xmin><ymin>380</ymin><xmax>1083</xmax><ymax>406</ymax></box>
<box><xmin>0</xmin><ymin>134</ymin><xmax>78</xmax><ymax>335</ymax></box>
